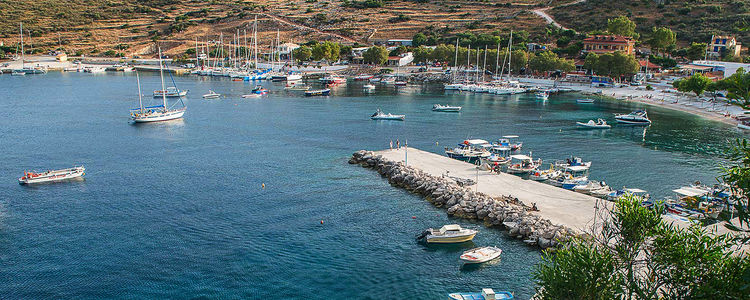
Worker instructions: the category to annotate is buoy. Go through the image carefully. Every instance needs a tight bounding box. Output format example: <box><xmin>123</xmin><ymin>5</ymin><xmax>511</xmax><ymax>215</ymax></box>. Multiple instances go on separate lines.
<box><xmin>435</xmin><ymin>141</ymin><xmax>439</xmax><ymax>146</ymax></box>
<box><xmin>412</xmin><ymin>216</ymin><xmax>416</xmax><ymax>219</ymax></box>
<box><xmin>320</xmin><ymin>220</ymin><xmax>324</xmax><ymax>224</ymax></box>
<box><xmin>262</xmin><ymin>183</ymin><xmax>265</xmax><ymax>189</ymax></box>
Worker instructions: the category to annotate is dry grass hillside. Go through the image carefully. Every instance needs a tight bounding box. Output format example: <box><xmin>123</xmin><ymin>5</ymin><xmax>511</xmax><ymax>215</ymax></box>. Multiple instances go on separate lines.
<box><xmin>0</xmin><ymin>0</ymin><xmax>577</xmax><ymax>58</ymax></box>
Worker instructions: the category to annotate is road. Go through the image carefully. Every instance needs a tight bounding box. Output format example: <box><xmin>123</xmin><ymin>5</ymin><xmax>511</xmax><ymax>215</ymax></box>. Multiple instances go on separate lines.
<box><xmin>531</xmin><ymin>0</ymin><xmax>586</xmax><ymax>32</ymax></box>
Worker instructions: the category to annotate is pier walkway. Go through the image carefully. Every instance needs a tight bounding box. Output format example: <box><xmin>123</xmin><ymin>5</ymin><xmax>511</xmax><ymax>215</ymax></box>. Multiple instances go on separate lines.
<box><xmin>377</xmin><ymin>147</ymin><xmax>605</xmax><ymax>232</ymax></box>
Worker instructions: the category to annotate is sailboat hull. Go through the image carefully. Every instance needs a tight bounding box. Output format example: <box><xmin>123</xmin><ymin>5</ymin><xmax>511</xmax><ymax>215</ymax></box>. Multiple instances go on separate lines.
<box><xmin>132</xmin><ymin>109</ymin><xmax>185</xmax><ymax>123</ymax></box>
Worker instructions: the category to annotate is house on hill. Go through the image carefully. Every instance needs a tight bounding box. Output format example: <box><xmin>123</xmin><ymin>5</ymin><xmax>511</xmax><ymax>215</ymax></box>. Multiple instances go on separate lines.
<box><xmin>708</xmin><ymin>35</ymin><xmax>741</xmax><ymax>58</ymax></box>
<box><xmin>582</xmin><ymin>35</ymin><xmax>635</xmax><ymax>55</ymax></box>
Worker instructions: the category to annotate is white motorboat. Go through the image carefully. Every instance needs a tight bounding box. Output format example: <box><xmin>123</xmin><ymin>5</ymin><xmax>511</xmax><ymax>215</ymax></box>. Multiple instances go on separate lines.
<box><xmin>202</xmin><ymin>90</ymin><xmax>221</xmax><ymax>99</ymax></box>
<box><xmin>573</xmin><ymin>181</ymin><xmax>608</xmax><ymax>194</ymax></box>
<box><xmin>494</xmin><ymin>135</ymin><xmax>523</xmax><ymax>151</ymax></box>
<box><xmin>363</xmin><ymin>84</ymin><xmax>376</xmax><ymax>91</ymax></box>
<box><xmin>738</xmin><ymin>117</ymin><xmax>750</xmax><ymax>130</ymax></box>
<box><xmin>591</xmin><ymin>186</ymin><xmax>614</xmax><ymax>198</ymax></box>
<box><xmin>432</xmin><ymin>104</ymin><xmax>462</xmax><ymax>112</ymax></box>
<box><xmin>535</xmin><ymin>91</ymin><xmax>549</xmax><ymax>100</ymax></box>
<box><xmin>507</xmin><ymin>154</ymin><xmax>541</xmax><ymax>174</ymax></box>
<box><xmin>460</xmin><ymin>246</ymin><xmax>502</xmax><ymax>264</ymax></box>
<box><xmin>354</xmin><ymin>74</ymin><xmax>373</xmax><ymax>81</ymax></box>
<box><xmin>11</xmin><ymin>69</ymin><xmax>26</xmax><ymax>76</ymax></box>
<box><xmin>286</xmin><ymin>73</ymin><xmax>302</xmax><ymax>81</ymax></box>
<box><xmin>84</xmin><ymin>66</ymin><xmax>106</xmax><ymax>73</ymax></box>
<box><xmin>576</xmin><ymin>118</ymin><xmax>611</xmax><ymax>129</ymax></box>
<box><xmin>529</xmin><ymin>166</ymin><xmax>561</xmax><ymax>181</ymax></box>
<box><xmin>615</xmin><ymin>110</ymin><xmax>651</xmax><ymax>125</ymax></box>
<box><xmin>371</xmin><ymin>109</ymin><xmax>405</xmax><ymax>121</ymax></box>
<box><xmin>577</xmin><ymin>98</ymin><xmax>595</xmax><ymax>103</ymax></box>
<box><xmin>417</xmin><ymin>224</ymin><xmax>477</xmax><ymax>244</ymax></box>
<box><xmin>553</xmin><ymin>157</ymin><xmax>592</xmax><ymax>170</ymax></box>
<box><xmin>449</xmin><ymin>289</ymin><xmax>514</xmax><ymax>300</ymax></box>
<box><xmin>18</xmin><ymin>166</ymin><xmax>85</xmax><ymax>185</ymax></box>
<box><xmin>130</xmin><ymin>49</ymin><xmax>186</xmax><ymax>123</ymax></box>
<box><xmin>153</xmin><ymin>87</ymin><xmax>188</xmax><ymax>98</ymax></box>
<box><xmin>444</xmin><ymin>83</ymin><xmax>463</xmax><ymax>90</ymax></box>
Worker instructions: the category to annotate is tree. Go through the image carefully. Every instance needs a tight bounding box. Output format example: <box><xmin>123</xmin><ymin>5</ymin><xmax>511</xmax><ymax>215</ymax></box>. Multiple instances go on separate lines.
<box><xmin>592</xmin><ymin>52</ymin><xmax>639</xmax><ymax>81</ymax></box>
<box><xmin>311</xmin><ymin>41</ymin><xmax>341</xmax><ymax>61</ymax></box>
<box><xmin>430</xmin><ymin>44</ymin><xmax>454</xmax><ymax>64</ymax></box>
<box><xmin>362</xmin><ymin>46</ymin><xmax>388</xmax><ymax>65</ymax></box>
<box><xmin>647</xmin><ymin>27</ymin><xmax>676</xmax><ymax>56</ymax></box>
<box><xmin>509</xmin><ymin>49</ymin><xmax>529</xmax><ymax>74</ymax></box>
<box><xmin>607</xmin><ymin>16</ymin><xmax>639</xmax><ymax>39</ymax></box>
<box><xmin>584</xmin><ymin>52</ymin><xmax>599</xmax><ymax>74</ymax></box>
<box><xmin>534</xmin><ymin>194</ymin><xmax>750</xmax><ymax>299</ymax></box>
<box><xmin>673</xmin><ymin>73</ymin><xmax>713</xmax><ymax>97</ymax></box>
<box><xmin>529</xmin><ymin>51</ymin><xmax>559</xmax><ymax>73</ymax></box>
<box><xmin>412</xmin><ymin>46</ymin><xmax>432</xmax><ymax>64</ymax></box>
<box><xmin>413</xmin><ymin>33</ymin><xmax>428</xmax><ymax>47</ymax></box>
<box><xmin>389</xmin><ymin>45</ymin><xmax>407</xmax><ymax>57</ymax></box>
<box><xmin>716</xmin><ymin>68</ymin><xmax>750</xmax><ymax>108</ymax></box>
<box><xmin>292</xmin><ymin>46</ymin><xmax>312</xmax><ymax>62</ymax></box>
<box><xmin>686</xmin><ymin>42</ymin><xmax>708</xmax><ymax>61</ymax></box>
<box><xmin>721</xmin><ymin>139</ymin><xmax>750</xmax><ymax>243</ymax></box>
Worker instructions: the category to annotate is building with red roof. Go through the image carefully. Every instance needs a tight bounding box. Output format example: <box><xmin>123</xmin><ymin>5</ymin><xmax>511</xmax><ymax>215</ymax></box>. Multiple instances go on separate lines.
<box><xmin>582</xmin><ymin>35</ymin><xmax>635</xmax><ymax>55</ymax></box>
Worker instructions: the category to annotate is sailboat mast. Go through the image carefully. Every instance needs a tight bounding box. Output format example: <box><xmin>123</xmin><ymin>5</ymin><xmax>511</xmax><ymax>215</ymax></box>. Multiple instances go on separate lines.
<box><xmin>507</xmin><ymin>30</ymin><xmax>513</xmax><ymax>82</ymax></box>
<box><xmin>494</xmin><ymin>42</ymin><xmax>500</xmax><ymax>78</ymax></box>
<box><xmin>136</xmin><ymin>71</ymin><xmax>143</xmax><ymax>113</ymax></box>
<box><xmin>453</xmin><ymin>38</ymin><xmax>459</xmax><ymax>83</ymax></box>
<box><xmin>475</xmin><ymin>48</ymin><xmax>479</xmax><ymax>83</ymax></box>
<box><xmin>20</xmin><ymin>22</ymin><xmax>24</xmax><ymax>68</ymax></box>
<box><xmin>158</xmin><ymin>47</ymin><xmax>167</xmax><ymax>111</ymax></box>
<box><xmin>482</xmin><ymin>45</ymin><xmax>488</xmax><ymax>82</ymax></box>
<box><xmin>465</xmin><ymin>45</ymin><xmax>470</xmax><ymax>82</ymax></box>
<box><xmin>253</xmin><ymin>15</ymin><xmax>258</xmax><ymax>68</ymax></box>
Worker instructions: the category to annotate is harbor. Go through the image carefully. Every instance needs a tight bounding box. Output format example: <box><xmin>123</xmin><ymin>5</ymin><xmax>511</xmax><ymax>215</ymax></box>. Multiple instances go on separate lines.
<box><xmin>0</xmin><ymin>71</ymin><xmax>746</xmax><ymax>299</ymax></box>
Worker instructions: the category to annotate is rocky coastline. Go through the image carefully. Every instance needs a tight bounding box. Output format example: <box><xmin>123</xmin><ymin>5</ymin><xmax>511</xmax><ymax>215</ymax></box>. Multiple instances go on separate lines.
<box><xmin>349</xmin><ymin>150</ymin><xmax>575</xmax><ymax>250</ymax></box>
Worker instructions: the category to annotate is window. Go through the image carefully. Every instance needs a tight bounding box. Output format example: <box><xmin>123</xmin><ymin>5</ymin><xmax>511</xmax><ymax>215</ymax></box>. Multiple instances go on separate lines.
<box><xmin>714</xmin><ymin>46</ymin><xmax>719</xmax><ymax>52</ymax></box>
<box><xmin>716</xmin><ymin>39</ymin><xmax>721</xmax><ymax>44</ymax></box>
<box><xmin>722</xmin><ymin>39</ymin><xmax>727</xmax><ymax>44</ymax></box>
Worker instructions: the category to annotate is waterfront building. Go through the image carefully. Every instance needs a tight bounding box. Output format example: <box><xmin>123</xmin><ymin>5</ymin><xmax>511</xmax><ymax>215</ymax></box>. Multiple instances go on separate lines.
<box><xmin>582</xmin><ymin>35</ymin><xmax>635</xmax><ymax>55</ymax></box>
<box><xmin>707</xmin><ymin>35</ymin><xmax>741</xmax><ymax>58</ymax></box>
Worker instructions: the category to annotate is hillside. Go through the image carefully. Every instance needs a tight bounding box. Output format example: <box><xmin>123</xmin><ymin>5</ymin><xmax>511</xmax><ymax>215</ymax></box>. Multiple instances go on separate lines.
<box><xmin>550</xmin><ymin>0</ymin><xmax>750</xmax><ymax>45</ymax></box>
<box><xmin>0</xmin><ymin>0</ymin><xmax>574</xmax><ymax>58</ymax></box>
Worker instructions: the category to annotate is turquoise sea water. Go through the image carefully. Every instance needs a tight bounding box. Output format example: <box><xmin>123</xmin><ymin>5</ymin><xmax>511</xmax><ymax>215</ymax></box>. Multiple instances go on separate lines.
<box><xmin>0</xmin><ymin>72</ymin><xmax>743</xmax><ymax>299</ymax></box>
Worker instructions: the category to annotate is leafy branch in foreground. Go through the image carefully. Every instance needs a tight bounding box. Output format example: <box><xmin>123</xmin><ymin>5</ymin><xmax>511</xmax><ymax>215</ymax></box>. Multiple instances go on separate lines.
<box><xmin>533</xmin><ymin>194</ymin><xmax>750</xmax><ymax>299</ymax></box>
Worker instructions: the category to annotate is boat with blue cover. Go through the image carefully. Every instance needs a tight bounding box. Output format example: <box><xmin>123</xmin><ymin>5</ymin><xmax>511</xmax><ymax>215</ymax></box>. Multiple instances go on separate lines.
<box><xmin>305</xmin><ymin>89</ymin><xmax>331</xmax><ymax>97</ymax></box>
<box><xmin>448</xmin><ymin>288</ymin><xmax>513</xmax><ymax>300</ymax></box>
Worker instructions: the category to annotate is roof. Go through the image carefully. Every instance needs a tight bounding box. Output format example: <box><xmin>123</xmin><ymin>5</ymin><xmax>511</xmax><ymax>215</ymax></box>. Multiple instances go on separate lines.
<box><xmin>639</xmin><ymin>60</ymin><xmax>661</xmax><ymax>69</ymax></box>
<box><xmin>673</xmin><ymin>187</ymin><xmax>709</xmax><ymax>197</ymax></box>
<box><xmin>510</xmin><ymin>155</ymin><xmax>532</xmax><ymax>160</ymax></box>
<box><xmin>465</xmin><ymin>139</ymin><xmax>490</xmax><ymax>145</ymax></box>
<box><xmin>583</xmin><ymin>35</ymin><xmax>634</xmax><ymax>44</ymax></box>
<box><xmin>680</xmin><ymin>64</ymin><xmax>714</xmax><ymax>71</ymax></box>
<box><xmin>441</xmin><ymin>224</ymin><xmax>462</xmax><ymax>231</ymax></box>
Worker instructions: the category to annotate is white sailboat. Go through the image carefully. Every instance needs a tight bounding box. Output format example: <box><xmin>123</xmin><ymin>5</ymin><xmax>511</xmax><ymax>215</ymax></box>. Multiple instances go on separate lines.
<box><xmin>130</xmin><ymin>49</ymin><xmax>186</xmax><ymax>123</ymax></box>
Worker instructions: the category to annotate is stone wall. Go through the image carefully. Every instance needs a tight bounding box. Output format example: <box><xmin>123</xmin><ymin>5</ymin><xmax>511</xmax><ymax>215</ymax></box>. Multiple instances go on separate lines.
<box><xmin>350</xmin><ymin>150</ymin><xmax>575</xmax><ymax>250</ymax></box>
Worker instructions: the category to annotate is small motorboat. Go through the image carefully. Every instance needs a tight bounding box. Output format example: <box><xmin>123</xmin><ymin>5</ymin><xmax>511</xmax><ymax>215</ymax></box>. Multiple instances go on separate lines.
<box><xmin>494</xmin><ymin>135</ymin><xmax>522</xmax><ymax>151</ymax></box>
<box><xmin>416</xmin><ymin>224</ymin><xmax>477</xmax><ymax>244</ymax></box>
<box><xmin>305</xmin><ymin>89</ymin><xmax>331</xmax><ymax>97</ymax></box>
<box><xmin>738</xmin><ymin>116</ymin><xmax>750</xmax><ymax>130</ymax></box>
<box><xmin>19</xmin><ymin>166</ymin><xmax>85</xmax><ymax>185</ymax></box>
<box><xmin>11</xmin><ymin>69</ymin><xmax>26</xmax><ymax>76</ymax></box>
<box><xmin>573</xmin><ymin>181</ymin><xmax>608</xmax><ymax>194</ymax></box>
<box><xmin>432</xmin><ymin>104</ymin><xmax>462</xmax><ymax>112</ymax></box>
<box><xmin>576</xmin><ymin>118</ymin><xmax>611</xmax><ymax>129</ymax></box>
<box><xmin>394</xmin><ymin>80</ymin><xmax>407</xmax><ymax>86</ymax></box>
<box><xmin>363</xmin><ymin>84</ymin><xmax>376</xmax><ymax>91</ymax></box>
<box><xmin>153</xmin><ymin>87</ymin><xmax>188</xmax><ymax>97</ymax></box>
<box><xmin>529</xmin><ymin>166</ymin><xmax>561</xmax><ymax>181</ymax></box>
<box><xmin>607</xmin><ymin>188</ymin><xmax>649</xmax><ymax>201</ymax></box>
<box><xmin>577</xmin><ymin>98</ymin><xmax>595</xmax><ymax>104</ymax></box>
<box><xmin>535</xmin><ymin>91</ymin><xmax>549</xmax><ymax>100</ymax></box>
<box><xmin>615</xmin><ymin>110</ymin><xmax>651</xmax><ymax>125</ymax></box>
<box><xmin>591</xmin><ymin>186</ymin><xmax>614</xmax><ymax>198</ymax></box>
<box><xmin>506</xmin><ymin>154</ymin><xmax>541</xmax><ymax>174</ymax></box>
<box><xmin>449</xmin><ymin>288</ymin><xmax>514</xmax><ymax>300</ymax></box>
<box><xmin>242</xmin><ymin>93</ymin><xmax>265</xmax><ymax>98</ymax></box>
<box><xmin>460</xmin><ymin>246</ymin><xmax>502</xmax><ymax>264</ymax></box>
<box><xmin>202</xmin><ymin>90</ymin><xmax>221</xmax><ymax>99</ymax></box>
<box><xmin>354</xmin><ymin>74</ymin><xmax>373</xmax><ymax>81</ymax></box>
<box><xmin>371</xmin><ymin>109</ymin><xmax>405</xmax><ymax>121</ymax></box>
<box><xmin>554</xmin><ymin>157</ymin><xmax>592</xmax><ymax>170</ymax></box>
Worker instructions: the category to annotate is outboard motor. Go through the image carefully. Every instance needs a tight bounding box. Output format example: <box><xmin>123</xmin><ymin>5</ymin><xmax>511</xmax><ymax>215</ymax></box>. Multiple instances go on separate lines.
<box><xmin>416</xmin><ymin>229</ymin><xmax>431</xmax><ymax>240</ymax></box>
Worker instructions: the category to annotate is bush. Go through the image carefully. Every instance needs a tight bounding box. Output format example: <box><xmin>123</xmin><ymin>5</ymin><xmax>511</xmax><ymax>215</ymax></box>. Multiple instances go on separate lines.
<box><xmin>388</xmin><ymin>14</ymin><xmax>411</xmax><ymax>23</ymax></box>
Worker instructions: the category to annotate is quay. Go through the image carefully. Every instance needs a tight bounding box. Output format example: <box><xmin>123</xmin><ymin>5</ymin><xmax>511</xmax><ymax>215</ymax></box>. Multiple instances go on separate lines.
<box><xmin>376</xmin><ymin>147</ymin><xmax>604</xmax><ymax>232</ymax></box>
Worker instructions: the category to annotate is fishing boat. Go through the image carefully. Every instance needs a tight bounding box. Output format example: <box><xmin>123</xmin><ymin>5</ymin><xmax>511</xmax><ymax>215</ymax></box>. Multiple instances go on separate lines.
<box><xmin>573</xmin><ymin>181</ymin><xmax>608</xmax><ymax>194</ymax></box>
<box><xmin>353</xmin><ymin>74</ymin><xmax>373</xmax><ymax>81</ymax></box>
<box><xmin>460</xmin><ymin>246</ymin><xmax>502</xmax><ymax>264</ymax></box>
<box><xmin>607</xmin><ymin>188</ymin><xmax>649</xmax><ymax>201</ymax></box>
<box><xmin>535</xmin><ymin>91</ymin><xmax>549</xmax><ymax>100</ymax></box>
<box><xmin>371</xmin><ymin>109</ymin><xmax>405</xmax><ymax>121</ymax></box>
<box><xmin>305</xmin><ymin>89</ymin><xmax>331</xmax><ymax>97</ymax></box>
<box><xmin>83</xmin><ymin>66</ymin><xmax>106</xmax><ymax>73</ymax></box>
<box><xmin>560</xmin><ymin>166</ymin><xmax>590</xmax><ymax>190</ymax></box>
<box><xmin>507</xmin><ymin>154</ymin><xmax>541</xmax><ymax>174</ymax></box>
<box><xmin>449</xmin><ymin>289</ymin><xmax>514</xmax><ymax>300</ymax></box>
<box><xmin>285</xmin><ymin>83</ymin><xmax>310</xmax><ymax>91</ymax></box>
<box><xmin>447</xmin><ymin>147</ymin><xmax>491</xmax><ymax>165</ymax></box>
<box><xmin>529</xmin><ymin>165</ymin><xmax>561</xmax><ymax>181</ymax></box>
<box><xmin>577</xmin><ymin>98</ymin><xmax>595</xmax><ymax>104</ymax></box>
<box><xmin>554</xmin><ymin>157</ymin><xmax>592</xmax><ymax>170</ymax></box>
<box><xmin>576</xmin><ymin>118</ymin><xmax>611</xmax><ymax>129</ymax></box>
<box><xmin>416</xmin><ymin>224</ymin><xmax>477</xmax><ymax>244</ymax></box>
<box><xmin>591</xmin><ymin>186</ymin><xmax>614</xmax><ymax>198</ymax></box>
<box><xmin>493</xmin><ymin>135</ymin><xmax>523</xmax><ymax>151</ymax></box>
<box><xmin>130</xmin><ymin>49</ymin><xmax>186</xmax><ymax>123</ymax></box>
<box><xmin>18</xmin><ymin>166</ymin><xmax>85</xmax><ymax>185</ymax></box>
<box><xmin>614</xmin><ymin>110</ymin><xmax>652</xmax><ymax>125</ymax></box>
<box><xmin>363</xmin><ymin>84</ymin><xmax>376</xmax><ymax>91</ymax></box>
<box><xmin>11</xmin><ymin>69</ymin><xmax>25</xmax><ymax>76</ymax></box>
<box><xmin>432</xmin><ymin>104</ymin><xmax>462</xmax><ymax>112</ymax></box>
<box><xmin>202</xmin><ymin>90</ymin><xmax>221</xmax><ymax>99</ymax></box>
<box><xmin>319</xmin><ymin>74</ymin><xmax>345</xmax><ymax>85</ymax></box>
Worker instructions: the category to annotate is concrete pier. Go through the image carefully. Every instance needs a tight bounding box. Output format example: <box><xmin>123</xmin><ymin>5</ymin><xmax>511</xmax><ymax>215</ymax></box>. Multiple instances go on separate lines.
<box><xmin>375</xmin><ymin>147</ymin><xmax>606</xmax><ymax>233</ymax></box>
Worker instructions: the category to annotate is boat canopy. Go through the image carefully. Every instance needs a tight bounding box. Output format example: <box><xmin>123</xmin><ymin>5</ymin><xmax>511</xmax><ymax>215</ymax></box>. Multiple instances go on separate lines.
<box><xmin>502</xmin><ymin>135</ymin><xmax>519</xmax><ymax>138</ymax></box>
<box><xmin>464</xmin><ymin>139</ymin><xmax>490</xmax><ymax>145</ymax></box>
<box><xmin>565</xmin><ymin>165</ymin><xmax>589</xmax><ymax>172</ymax></box>
<box><xmin>625</xmin><ymin>188</ymin><xmax>648</xmax><ymax>194</ymax></box>
<box><xmin>673</xmin><ymin>187</ymin><xmax>709</xmax><ymax>197</ymax></box>
<box><xmin>510</xmin><ymin>154</ymin><xmax>532</xmax><ymax>161</ymax></box>
<box><xmin>440</xmin><ymin>224</ymin><xmax>462</xmax><ymax>233</ymax></box>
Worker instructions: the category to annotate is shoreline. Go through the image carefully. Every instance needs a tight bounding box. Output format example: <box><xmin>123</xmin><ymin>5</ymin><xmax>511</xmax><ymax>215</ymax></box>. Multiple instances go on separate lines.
<box><xmin>518</xmin><ymin>77</ymin><xmax>743</xmax><ymax>127</ymax></box>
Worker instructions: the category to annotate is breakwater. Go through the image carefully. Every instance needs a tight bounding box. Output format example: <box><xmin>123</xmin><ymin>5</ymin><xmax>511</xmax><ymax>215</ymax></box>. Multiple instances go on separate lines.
<box><xmin>350</xmin><ymin>150</ymin><xmax>575</xmax><ymax>249</ymax></box>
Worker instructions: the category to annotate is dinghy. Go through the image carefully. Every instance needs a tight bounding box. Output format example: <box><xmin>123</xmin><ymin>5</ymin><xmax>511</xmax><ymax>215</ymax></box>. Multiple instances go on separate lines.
<box><xmin>432</xmin><ymin>104</ymin><xmax>462</xmax><ymax>112</ymax></box>
<box><xmin>576</xmin><ymin>118</ymin><xmax>611</xmax><ymax>129</ymax></box>
<box><xmin>460</xmin><ymin>246</ymin><xmax>502</xmax><ymax>264</ymax></box>
<box><xmin>202</xmin><ymin>90</ymin><xmax>221</xmax><ymax>99</ymax></box>
<box><xmin>371</xmin><ymin>109</ymin><xmax>405</xmax><ymax>121</ymax></box>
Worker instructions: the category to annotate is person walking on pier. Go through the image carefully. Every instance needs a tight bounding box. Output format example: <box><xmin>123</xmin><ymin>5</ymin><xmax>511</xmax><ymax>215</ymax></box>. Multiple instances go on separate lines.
<box><xmin>390</xmin><ymin>140</ymin><xmax>393</xmax><ymax>150</ymax></box>
<box><xmin>396</xmin><ymin>139</ymin><xmax>400</xmax><ymax>149</ymax></box>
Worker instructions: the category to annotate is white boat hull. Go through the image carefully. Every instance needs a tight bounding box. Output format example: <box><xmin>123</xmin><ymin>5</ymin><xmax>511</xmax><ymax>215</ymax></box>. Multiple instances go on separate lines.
<box><xmin>132</xmin><ymin>109</ymin><xmax>185</xmax><ymax>123</ymax></box>
<box><xmin>19</xmin><ymin>166</ymin><xmax>85</xmax><ymax>185</ymax></box>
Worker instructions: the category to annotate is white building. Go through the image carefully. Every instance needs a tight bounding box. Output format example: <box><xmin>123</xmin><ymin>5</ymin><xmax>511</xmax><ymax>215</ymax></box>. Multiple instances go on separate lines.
<box><xmin>387</xmin><ymin>52</ymin><xmax>414</xmax><ymax>67</ymax></box>
<box><xmin>690</xmin><ymin>60</ymin><xmax>750</xmax><ymax>78</ymax></box>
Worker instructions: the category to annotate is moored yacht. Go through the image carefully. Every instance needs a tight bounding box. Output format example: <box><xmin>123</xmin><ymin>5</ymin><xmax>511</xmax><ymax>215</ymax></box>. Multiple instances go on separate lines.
<box><xmin>370</xmin><ymin>109</ymin><xmax>405</xmax><ymax>121</ymax></box>
<box><xmin>460</xmin><ymin>246</ymin><xmax>502</xmax><ymax>264</ymax></box>
<box><xmin>18</xmin><ymin>166</ymin><xmax>85</xmax><ymax>185</ymax></box>
<box><xmin>432</xmin><ymin>104</ymin><xmax>462</xmax><ymax>112</ymax></box>
<box><xmin>615</xmin><ymin>110</ymin><xmax>651</xmax><ymax>125</ymax></box>
<box><xmin>417</xmin><ymin>224</ymin><xmax>477</xmax><ymax>244</ymax></box>
<box><xmin>130</xmin><ymin>49</ymin><xmax>186</xmax><ymax>123</ymax></box>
